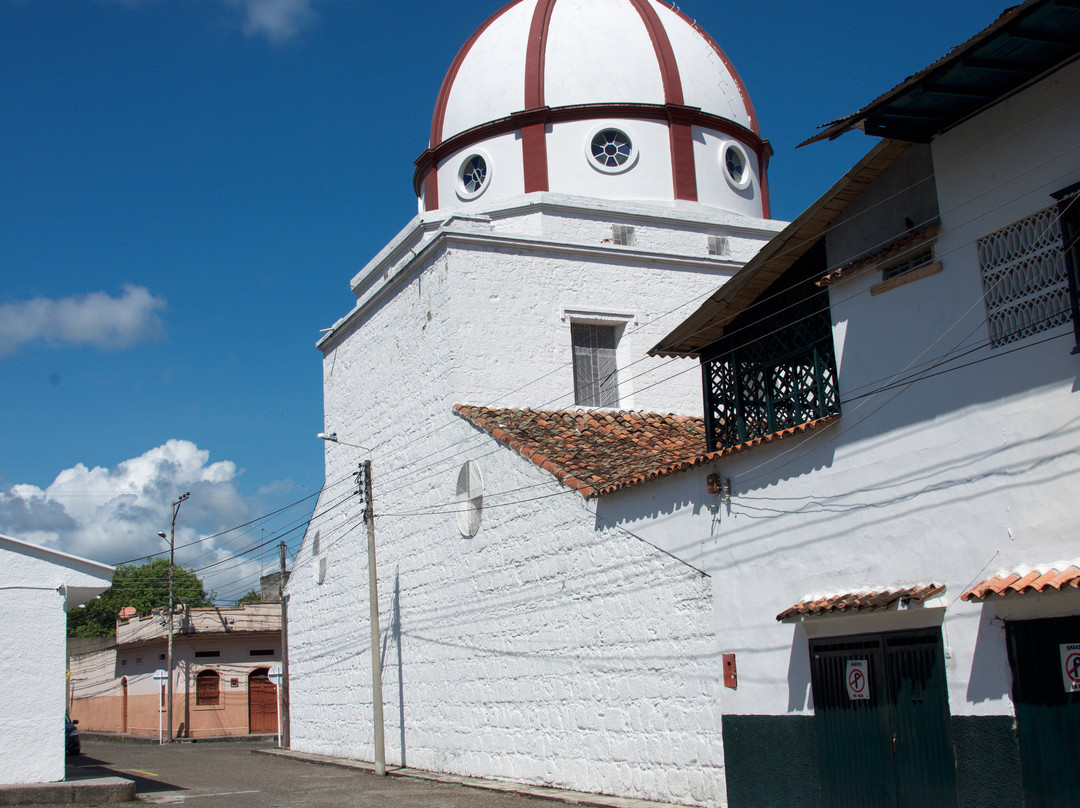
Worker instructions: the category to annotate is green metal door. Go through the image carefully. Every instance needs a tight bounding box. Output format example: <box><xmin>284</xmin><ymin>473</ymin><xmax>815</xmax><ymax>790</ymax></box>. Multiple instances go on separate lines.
<box><xmin>810</xmin><ymin>628</ymin><xmax>958</xmax><ymax>808</ymax></box>
<box><xmin>1006</xmin><ymin>616</ymin><xmax>1080</xmax><ymax>808</ymax></box>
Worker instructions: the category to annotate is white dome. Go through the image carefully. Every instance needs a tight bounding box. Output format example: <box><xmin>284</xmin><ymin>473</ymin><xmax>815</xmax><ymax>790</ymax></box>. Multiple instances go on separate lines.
<box><xmin>414</xmin><ymin>0</ymin><xmax>771</xmax><ymax>218</ymax></box>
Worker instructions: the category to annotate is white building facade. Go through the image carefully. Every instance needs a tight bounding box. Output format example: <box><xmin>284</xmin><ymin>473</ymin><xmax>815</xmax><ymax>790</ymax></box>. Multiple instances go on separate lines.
<box><xmin>289</xmin><ymin>1</ymin><xmax>782</xmax><ymax>805</ymax></box>
<box><xmin>640</xmin><ymin>4</ymin><xmax>1080</xmax><ymax>805</ymax></box>
<box><xmin>0</xmin><ymin>534</ymin><xmax>113</xmax><ymax>785</ymax></box>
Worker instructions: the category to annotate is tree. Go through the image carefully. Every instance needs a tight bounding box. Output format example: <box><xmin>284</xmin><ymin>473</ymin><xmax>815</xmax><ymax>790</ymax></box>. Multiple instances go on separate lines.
<box><xmin>237</xmin><ymin>589</ymin><xmax>261</xmax><ymax>605</ymax></box>
<box><xmin>67</xmin><ymin>559</ymin><xmax>213</xmax><ymax>638</ymax></box>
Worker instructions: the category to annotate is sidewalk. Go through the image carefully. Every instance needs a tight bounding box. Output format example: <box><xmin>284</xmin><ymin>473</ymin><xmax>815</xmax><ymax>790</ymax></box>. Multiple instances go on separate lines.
<box><xmin>256</xmin><ymin>748</ymin><xmax>686</xmax><ymax>808</ymax></box>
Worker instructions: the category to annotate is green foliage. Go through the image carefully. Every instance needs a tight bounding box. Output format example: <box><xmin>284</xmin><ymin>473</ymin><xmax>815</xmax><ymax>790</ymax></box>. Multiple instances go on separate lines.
<box><xmin>66</xmin><ymin>559</ymin><xmax>212</xmax><ymax>638</ymax></box>
<box><xmin>237</xmin><ymin>589</ymin><xmax>261</xmax><ymax>605</ymax></box>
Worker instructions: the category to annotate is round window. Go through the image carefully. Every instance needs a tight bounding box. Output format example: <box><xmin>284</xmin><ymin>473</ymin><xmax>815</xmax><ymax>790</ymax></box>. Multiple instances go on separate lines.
<box><xmin>457</xmin><ymin>152</ymin><xmax>490</xmax><ymax>200</ymax></box>
<box><xmin>587</xmin><ymin>127</ymin><xmax>638</xmax><ymax>174</ymax></box>
<box><xmin>722</xmin><ymin>142</ymin><xmax>752</xmax><ymax>190</ymax></box>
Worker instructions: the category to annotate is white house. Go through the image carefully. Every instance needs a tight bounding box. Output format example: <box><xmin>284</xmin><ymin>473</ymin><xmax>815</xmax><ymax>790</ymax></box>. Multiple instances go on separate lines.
<box><xmin>637</xmin><ymin>2</ymin><xmax>1080</xmax><ymax>805</ymax></box>
<box><xmin>288</xmin><ymin>1</ymin><xmax>783</xmax><ymax>805</ymax></box>
<box><xmin>0</xmin><ymin>534</ymin><xmax>113</xmax><ymax>785</ymax></box>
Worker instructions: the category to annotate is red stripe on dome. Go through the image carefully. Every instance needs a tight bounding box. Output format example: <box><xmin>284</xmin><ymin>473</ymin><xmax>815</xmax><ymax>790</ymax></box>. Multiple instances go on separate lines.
<box><xmin>662</xmin><ymin>1</ymin><xmax>760</xmax><ymax>136</ymax></box>
<box><xmin>522</xmin><ymin>0</ymin><xmax>556</xmax><ymax>191</ymax></box>
<box><xmin>425</xmin><ymin>0</ymin><xmax>527</xmax><ymax>211</ymax></box>
<box><xmin>525</xmin><ymin>0</ymin><xmax>557</xmax><ymax>109</ymax></box>
<box><xmin>629</xmin><ymin>0</ymin><xmax>696</xmax><ymax>201</ymax></box>
<box><xmin>628</xmin><ymin>0</ymin><xmax>684</xmax><ymax>105</ymax></box>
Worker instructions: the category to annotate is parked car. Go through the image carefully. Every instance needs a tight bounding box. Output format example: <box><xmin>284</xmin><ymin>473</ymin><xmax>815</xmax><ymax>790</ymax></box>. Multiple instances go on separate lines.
<box><xmin>65</xmin><ymin>713</ymin><xmax>80</xmax><ymax>755</ymax></box>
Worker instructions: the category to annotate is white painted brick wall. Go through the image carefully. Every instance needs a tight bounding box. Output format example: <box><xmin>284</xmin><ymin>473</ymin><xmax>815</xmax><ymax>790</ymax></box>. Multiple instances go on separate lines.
<box><xmin>290</xmin><ymin>202</ymin><xmax>750</xmax><ymax>806</ymax></box>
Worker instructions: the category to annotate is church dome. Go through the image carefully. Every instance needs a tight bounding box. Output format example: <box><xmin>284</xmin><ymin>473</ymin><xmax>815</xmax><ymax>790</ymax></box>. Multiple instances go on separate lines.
<box><xmin>414</xmin><ymin>0</ymin><xmax>771</xmax><ymax>218</ymax></box>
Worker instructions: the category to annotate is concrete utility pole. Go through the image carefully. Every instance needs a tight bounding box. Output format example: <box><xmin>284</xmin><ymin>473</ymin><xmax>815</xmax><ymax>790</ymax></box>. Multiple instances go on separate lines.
<box><xmin>278</xmin><ymin>540</ymin><xmax>290</xmax><ymax>748</ymax></box>
<box><xmin>361</xmin><ymin>460</ymin><xmax>386</xmax><ymax>776</ymax></box>
<box><xmin>164</xmin><ymin>491</ymin><xmax>190</xmax><ymax>743</ymax></box>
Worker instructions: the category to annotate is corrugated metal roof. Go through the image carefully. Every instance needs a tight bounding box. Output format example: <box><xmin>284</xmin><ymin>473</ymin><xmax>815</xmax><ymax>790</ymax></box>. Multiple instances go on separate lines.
<box><xmin>650</xmin><ymin>140</ymin><xmax>909</xmax><ymax>358</ymax></box>
<box><xmin>805</xmin><ymin>0</ymin><xmax>1080</xmax><ymax>145</ymax></box>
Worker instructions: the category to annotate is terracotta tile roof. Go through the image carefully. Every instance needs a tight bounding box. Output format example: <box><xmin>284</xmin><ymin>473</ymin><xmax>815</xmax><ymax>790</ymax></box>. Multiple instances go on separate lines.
<box><xmin>454</xmin><ymin>405</ymin><xmax>839</xmax><ymax>499</ymax></box>
<box><xmin>817</xmin><ymin>224</ymin><xmax>939</xmax><ymax>287</ymax></box>
<box><xmin>961</xmin><ymin>562</ymin><xmax>1080</xmax><ymax>602</ymax></box>
<box><xmin>776</xmin><ymin>583</ymin><xmax>945</xmax><ymax>622</ymax></box>
<box><xmin>453</xmin><ymin>405</ymin><xmax>709</xmax><ymax>498</ymax></box>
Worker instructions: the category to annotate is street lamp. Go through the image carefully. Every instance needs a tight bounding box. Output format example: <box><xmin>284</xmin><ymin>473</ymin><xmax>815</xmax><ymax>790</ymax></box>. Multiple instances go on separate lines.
<box><xmin>318</xmin><ymin>432</ymin><xmax>384</xmax><ymax>776</ymax></box>
<box><xmin>160</xmin><ymin>492</ymin><xmax>190</xmax><ymax>743</ymax></box>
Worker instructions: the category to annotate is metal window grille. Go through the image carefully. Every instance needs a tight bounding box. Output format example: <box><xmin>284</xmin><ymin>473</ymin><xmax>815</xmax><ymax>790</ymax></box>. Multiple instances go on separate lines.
<box><xmin>612</xmin><ymin>224</ymin><xmax>636</xmax><ymax>246</ymax></box>
<box><xmin>572</xmin><ymin>323</ymin><xmax>619</xmax><ymax>407</ymax></box>
<box><xmin>702</xmin><ymin>244</ymin><xmax>840</xmax><ymax>452</ymax></box>
<box><xmin>708</xmin><ymin>235</ymin><xmax>729</xmax><ymax>256</ymax></box>
<box><xmin>977</xmin><ymin>205</ymin><xmax>1070</xmax><ymax>348</ymax></box>
<box><xmin>195</xmin><ymin>670</ymin><xmax>219</xmax><ymax>706</ymax></box>
<box><xmin>881</xmin><ymin>248</ymin><xmax>933</xmax><ymax>281</ymax></box>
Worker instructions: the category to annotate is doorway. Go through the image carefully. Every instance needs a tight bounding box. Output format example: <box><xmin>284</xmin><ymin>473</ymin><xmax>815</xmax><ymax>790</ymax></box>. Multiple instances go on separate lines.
<box><xmin>248</xmin><ymin>668</ymin><xmax>277</xmax><ymax>734</ymax></box>
<box><xmin>1006</xmin><ymin>615</ymin><xmax>1080</xmax><ymax>807</ymax></box>
<box><xmin>808</xmin><ymin>627</ymin><xmax>957</xmax><ymax>808</ymax></box>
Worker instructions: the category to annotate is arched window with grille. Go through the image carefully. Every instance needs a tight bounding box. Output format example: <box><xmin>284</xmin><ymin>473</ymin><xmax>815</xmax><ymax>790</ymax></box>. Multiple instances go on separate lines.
<box><xmin>195</xmin><ymin>670</ymin><xmax>220</xmax><ymax>706</ymax></box>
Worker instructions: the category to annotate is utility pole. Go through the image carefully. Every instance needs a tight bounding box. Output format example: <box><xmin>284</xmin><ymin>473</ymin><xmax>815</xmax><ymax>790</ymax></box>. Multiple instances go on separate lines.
<box><xmin>361</xmin><ymin>460</ymin><xmax>386</xmax><ymax>775</ymax></box>
<box><xmin>278</xmin><ymin>540</ymin><xmax>290</xmax><ymax>748</ymax></box>
<box><xmin>164</xmin><ymin>491</ymin><xmax>190</xmax><ymax>744</ymax></box>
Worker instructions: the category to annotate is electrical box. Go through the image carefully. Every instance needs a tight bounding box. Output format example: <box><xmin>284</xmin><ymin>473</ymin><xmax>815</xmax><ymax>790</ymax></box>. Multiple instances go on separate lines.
<box><xmin>723</xmin><ymin>653</ymin><xmax>737</xmax><ymax>688</ymax></box>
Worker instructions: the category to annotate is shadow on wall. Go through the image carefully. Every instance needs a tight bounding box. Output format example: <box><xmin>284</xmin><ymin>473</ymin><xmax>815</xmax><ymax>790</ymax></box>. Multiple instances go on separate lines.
<box><xmin>965</xmin><ymin>605</ymin><xmax>1016</xmax><ymax>705</ymax></box>
<box><xmin>385</xmin><ymin>568</ymin><xmax>406</xmax><ymax>769</ymax></box>
<box><xmin>786</xmin><ymin>623</ymin><xmax>813</xmax><ymax>713</ymax></box>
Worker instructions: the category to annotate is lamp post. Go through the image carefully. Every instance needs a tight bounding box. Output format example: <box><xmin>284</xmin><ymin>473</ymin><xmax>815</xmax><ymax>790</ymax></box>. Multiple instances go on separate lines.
<box><xmin>318</xmin><ymin>432</ymin><xmax>385</xmax><ymax>775</ymax></box>
<box><xmin>159</xmin><ymin>491</ymin><xmax>190</xmax><ymax>743</ymax></box>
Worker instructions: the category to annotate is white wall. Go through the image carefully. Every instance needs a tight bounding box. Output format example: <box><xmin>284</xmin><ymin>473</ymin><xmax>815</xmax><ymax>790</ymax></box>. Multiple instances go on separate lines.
<box><xmin>0</xmin><ymin>538</ymin><xmax>112</xmax><ymax>785</ymax></box>
<box><xmin>593</xmin><ymin>62</ymin><xmax>1080</xmax><ymax>724</ymax></box>
<box><xmin>289</xmin><ymin>197</ymin><xmax>786</xmax><ymax>806</ymax></box>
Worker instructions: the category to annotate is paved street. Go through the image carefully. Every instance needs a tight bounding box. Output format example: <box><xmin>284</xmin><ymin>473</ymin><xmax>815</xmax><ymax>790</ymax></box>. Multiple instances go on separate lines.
<box><xmin>50</xmin><ymin>740</ymin><xmax>562</xmax><ymax>808</ymax></box>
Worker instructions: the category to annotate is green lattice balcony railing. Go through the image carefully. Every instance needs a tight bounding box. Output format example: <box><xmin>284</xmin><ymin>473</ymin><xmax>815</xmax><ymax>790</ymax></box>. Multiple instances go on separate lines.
<box><xmin>701</xmin><ymin>260</ymin><xmax>840</xmax><ymax>452</ymax></box>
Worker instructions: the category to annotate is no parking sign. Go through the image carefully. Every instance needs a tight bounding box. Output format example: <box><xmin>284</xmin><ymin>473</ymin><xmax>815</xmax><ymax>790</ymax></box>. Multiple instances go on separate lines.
<box><xmin>1059</xmin><ymin>643</ymin><xmax>1080</xmax><ymax>692</ymax></box>
<box><xmin>846</xmin><ymin>660</ymin><xmax>869</xmax><ymax>700</ymax></box>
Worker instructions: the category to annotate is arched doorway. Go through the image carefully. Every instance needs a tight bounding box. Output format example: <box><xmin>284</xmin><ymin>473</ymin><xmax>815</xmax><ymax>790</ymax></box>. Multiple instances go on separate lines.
<box><xmin>248</xmin><ymin>668</ymin><xmax>277</xmax><ymax>734</ymax></box>
<box><xmin>121</xmin><ymin>677</ymin><xmax>128</xmax><ymax>733</ymax></box>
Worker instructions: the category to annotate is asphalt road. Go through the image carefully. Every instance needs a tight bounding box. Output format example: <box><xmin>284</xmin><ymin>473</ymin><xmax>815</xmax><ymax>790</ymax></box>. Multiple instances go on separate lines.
<box><xmin>54</xmin><ymin>740</ymin><xmax>558</xmax><ymax>808</ymax></box>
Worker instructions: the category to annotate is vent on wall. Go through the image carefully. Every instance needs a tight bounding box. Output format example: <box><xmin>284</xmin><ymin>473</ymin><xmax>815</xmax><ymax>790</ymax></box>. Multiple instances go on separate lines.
<box><xmin>612</xmin><ymin>224</ymin><xmax>636</xmax><ymax>246</ymax></box>
<box><xmin>708</xmin><ymin>235</ymin><xmax>729</xmax><ymax>256</ymax></box>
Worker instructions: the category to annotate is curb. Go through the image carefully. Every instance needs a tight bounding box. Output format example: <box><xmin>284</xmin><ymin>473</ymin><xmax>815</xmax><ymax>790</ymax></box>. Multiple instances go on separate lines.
<box><xmin>254</xmin><ymin>748</ymin><xmax>685</xmax><ymax>808</ymax></box>
<box><xmin>0</xmin><ymin>777</ymin><xmax>135</xmax><ymax>806</ymax></box>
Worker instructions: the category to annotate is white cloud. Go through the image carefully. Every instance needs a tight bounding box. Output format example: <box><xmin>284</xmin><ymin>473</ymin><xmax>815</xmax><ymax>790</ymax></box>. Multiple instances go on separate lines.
<box><xmin>224</xmin><ymin>0</ymin><xmax>315</xmax><ymax>43</ymax></box>
<box><xmin>0</xmin><ymin>285</ymin><xmax>166</xmax><ymax>357</ymax></box>
<box><xmin>0</xmin><ymin>440</ymin><xmax>270</xmax><ymax>601</ymax></box>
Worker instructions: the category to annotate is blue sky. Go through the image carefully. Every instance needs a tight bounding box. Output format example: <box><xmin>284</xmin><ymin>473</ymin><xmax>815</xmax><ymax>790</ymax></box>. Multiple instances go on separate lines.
<box><xmin>1</xmin><ymin>0</ymin><xmax>1006</xmax><ymax>602</ymax></box>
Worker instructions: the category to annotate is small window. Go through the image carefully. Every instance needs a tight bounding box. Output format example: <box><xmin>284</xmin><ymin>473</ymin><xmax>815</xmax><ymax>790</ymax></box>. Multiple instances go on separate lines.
<box><xmin>977</xmin><ymin>204</ymin><xmax>1070</xmax><ymax>348</ymax></box>
<box><xmin>311</xmin><ymin>530</ymin><xmax>320</xmax><ymax>556</ymax></box>
<box><xmin>194</xmin><ymin>650</ymin><xmax>220</xmax><ymax>659</ymax></box>
<box><xmin>195</xmin><ymin>670</ymin><xmax>220</xmax><ymax>706</ymax></box>
<box><xmin>881</xmin><ymin>248</ymin><xmax>934</xmax><ymax>281</ymax></box>
<box><xmin>572</xmin><ymin>322</ymin><xmax>619</xmax><ymax>407</ymax></box>
<box><xmin>249</xmin><ymin>649</ymin><xmax>275</xmax><ymax>657</ymax></box>
<box><xmin>612</xmin><ymin>224</ymin><xmax>636</xmax><ymax>246</ymax></box>
<box><xmin>722</xmin><ymin>142</ymin><xmax>752</xmax><ymax>191</ymax></box>
<box><xmin>457</xmin><ymin>152</ymin><xmax>490</xmax><ymax>200</ymax></box>
<box><xmin>159</xmin><ymin>653</ymin><xmax>166</xmax><ymax>661</ymax></box>
<box><xmin>708</xmin><ymin>235</ymin><xmax>729</xmax><ymax>256</ymax></box>
<box><xmin>587</xmin><ymin>127</ymin><xmax>636</xmax><ymax>173</ymax></box>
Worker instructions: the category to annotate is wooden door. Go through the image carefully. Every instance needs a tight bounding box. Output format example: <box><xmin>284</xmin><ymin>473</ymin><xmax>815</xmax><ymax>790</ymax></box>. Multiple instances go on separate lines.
<box><xmin>248</xmin><ymin>668</ymin><xmax>277</xmax><ymax>734</ymax></box>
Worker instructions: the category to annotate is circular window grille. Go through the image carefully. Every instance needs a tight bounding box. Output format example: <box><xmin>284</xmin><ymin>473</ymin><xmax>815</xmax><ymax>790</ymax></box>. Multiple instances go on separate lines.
<box><xmin>457</xmin><ymin>153</ymin><xmax>490</xmax><ymax>199</ymax></box>
<box><xmin>588</xmin><ymin>128</ymin><xmax>637</xmax><ymax>173</ymax></box>
<box><xmin>455</xmin><ymin>460</ymin><xmax>484</xmax><ymax>538</ymax></box>
<box><xmin>722</xmin><ymin>142</ymin><xmax>752</xmax><ymax>190</ymax></box>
